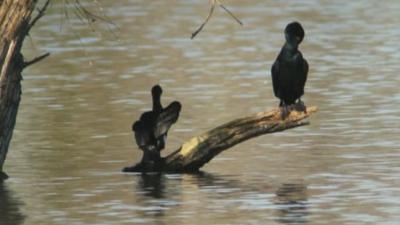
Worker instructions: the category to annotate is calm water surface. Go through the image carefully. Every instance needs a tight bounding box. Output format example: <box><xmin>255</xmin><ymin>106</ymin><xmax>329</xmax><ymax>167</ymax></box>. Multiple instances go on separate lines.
<box><xmin>2</xmin><ymin>0</ymin><xmax>400</xmax><ymax>224</ymax></box>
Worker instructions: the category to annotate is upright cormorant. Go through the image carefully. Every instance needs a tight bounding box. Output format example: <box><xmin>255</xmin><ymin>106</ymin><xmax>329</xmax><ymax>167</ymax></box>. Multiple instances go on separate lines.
<box><xmin>271</xmin><ymin>21</ymin><xmax>308</xmax><ymax>118</ymax></box>
<box><xmin>132</xmin><ymin>85</ymin><xmax>181</xmax><ymax>166</ymax></box>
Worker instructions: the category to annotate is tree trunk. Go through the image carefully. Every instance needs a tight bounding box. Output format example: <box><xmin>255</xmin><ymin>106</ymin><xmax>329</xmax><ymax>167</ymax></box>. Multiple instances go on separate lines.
<box><xmin>123</xmin><ymin>106</ymin><xmax>317</xmax><ymax>173</ymax></box>
<box><xmin>0</xmin><ymin>0</ymin><xmax>48</xmax><ymax>179</ymax></box>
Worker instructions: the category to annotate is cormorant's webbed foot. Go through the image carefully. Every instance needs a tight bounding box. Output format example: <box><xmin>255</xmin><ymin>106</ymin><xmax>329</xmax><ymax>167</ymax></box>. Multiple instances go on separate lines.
<box><xmin>294</xmin><ymin>99</ymin><xmax>307</xmax><ymax>113</ymax></box>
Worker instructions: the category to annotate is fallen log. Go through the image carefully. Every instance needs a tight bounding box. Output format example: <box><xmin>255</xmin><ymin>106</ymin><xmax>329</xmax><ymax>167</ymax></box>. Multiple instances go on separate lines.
<box><xmin>123</xmin><ymin>106</ymin><xmax>317</xmax><ymax>173</ymax></box>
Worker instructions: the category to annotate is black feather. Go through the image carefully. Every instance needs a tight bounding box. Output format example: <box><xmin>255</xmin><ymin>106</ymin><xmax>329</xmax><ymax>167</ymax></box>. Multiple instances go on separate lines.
<box><xmin>271</xmin><ymin>21</ymin><xmax>308</xmax><ymax>106</ymax></box>
<box><xmin>132</xmin><ymin>85</ymin><xmax>181</xmax><ymax>153</ymax></box>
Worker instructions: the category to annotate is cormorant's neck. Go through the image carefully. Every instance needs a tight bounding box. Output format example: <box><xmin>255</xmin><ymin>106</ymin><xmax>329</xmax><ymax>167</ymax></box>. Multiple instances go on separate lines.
<box><xmin>283</xmin><ymin>41</ymin><xmax>298</xmax><ymax>52</ymax></box>
<box><xmin>152</xmin><ymin>95</ymin><xmax>162</xmax><ymax>112</ymax></box>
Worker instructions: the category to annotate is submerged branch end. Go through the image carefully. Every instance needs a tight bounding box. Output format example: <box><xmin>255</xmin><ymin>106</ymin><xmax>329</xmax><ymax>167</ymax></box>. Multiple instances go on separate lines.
<box><xmin>0</xmin><ymin>171</ymin><xmax>9</xmax><ymax>181</ymax></box>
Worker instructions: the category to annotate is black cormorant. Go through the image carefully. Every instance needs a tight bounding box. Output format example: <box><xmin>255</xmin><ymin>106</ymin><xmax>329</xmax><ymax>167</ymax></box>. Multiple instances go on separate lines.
<box><xmin>271</xmin><ymin>21</ymin><xmax>308</xmax><ymax>118</ymax></box>
<box><xmin>132</xmin><ymin>85</ymin><xmax>181</xmax><ymax>166</ymax></box>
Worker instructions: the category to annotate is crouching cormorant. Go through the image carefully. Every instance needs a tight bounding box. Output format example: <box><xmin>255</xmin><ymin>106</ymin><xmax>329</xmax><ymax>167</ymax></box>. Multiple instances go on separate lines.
<box><xmin>132</xmin><ymin>85</ymin><xmax>181</xmax><ymax>170</ymax></box>
<box><xmin>271</xmin><ymin>21</ymin><xmax>308</xmax><ymax>119</ymax></box>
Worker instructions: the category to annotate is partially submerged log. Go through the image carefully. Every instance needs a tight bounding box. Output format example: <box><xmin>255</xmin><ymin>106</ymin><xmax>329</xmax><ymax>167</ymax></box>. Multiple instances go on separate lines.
<box><xmin>123</xmin><ymin>106</ymin><xmax>317</xmax><ymax>173</ymax></box>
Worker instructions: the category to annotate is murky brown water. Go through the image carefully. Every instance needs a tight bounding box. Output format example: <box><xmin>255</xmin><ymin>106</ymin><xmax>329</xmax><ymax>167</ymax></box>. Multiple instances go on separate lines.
<box><xmin>2</xmin><ymin>0</ymin><xmax>400</xmax><ymax>224</ymax></box>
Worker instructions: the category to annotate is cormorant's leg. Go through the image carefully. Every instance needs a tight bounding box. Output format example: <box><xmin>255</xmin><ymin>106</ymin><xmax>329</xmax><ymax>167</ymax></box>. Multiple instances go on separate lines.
<box><xmin>295</xmin><ymin>98</ymin><xmax>307</xmax><ymax>113</ymax></box>
<box><xmin>279</xmin><ymin>100</ymin><xmax>283</xmax><ymax>107</ymax></box>
<box><xmin>122</xmin><ymin>147</ymin><xmax>149</xmax><ymax>172</ymax></box>
<box><xmin>138</xmin><ymin>146</ymin><xmax>162</xmax><ymax>172</ymax></box>
<box><xmin>142</xmin><ymin>160</ymin><xmax>156</xmax><ymax>173</ymax></box>
<box><xmin>280</xmin><ymin>102</ymin><xmax>290</xmax><ymax>119</ymax></box>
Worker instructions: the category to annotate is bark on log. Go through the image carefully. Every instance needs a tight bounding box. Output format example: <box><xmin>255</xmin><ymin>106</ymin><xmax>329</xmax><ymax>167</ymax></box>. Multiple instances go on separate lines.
<box><xmin>0</xmin><ymin>0</ymin><xmax>49</xmax><ymax>179</ymax></box>
<box><xmin>124</xmin><ymin>106</ymin><xmax>317</xmax><ymax>173</ymax></box>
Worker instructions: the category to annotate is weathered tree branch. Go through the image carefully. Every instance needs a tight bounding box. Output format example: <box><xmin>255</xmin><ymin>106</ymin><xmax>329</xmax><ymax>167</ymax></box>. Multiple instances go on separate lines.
<box><xmin>191</xmin><ymin>0</ymin><xmax>243</xmax><ymax>39</ymax></box>
<box><xmin>23</xmin><ymin>52</ymin><xmax>50</xmax><ymax>68</ymax></box>
<box><xmin>124</xmin><ymin>106</ymin><xmax>317</xmax><ymax>173</ymax></box>
<box><xmin>27</xmin><ymin>0</ymin><xmax>50</xmax><ymax>34</ymax></box>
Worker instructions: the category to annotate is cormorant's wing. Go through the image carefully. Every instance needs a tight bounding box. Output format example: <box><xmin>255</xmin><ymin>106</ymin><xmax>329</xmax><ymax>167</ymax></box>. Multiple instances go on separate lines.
<box><xmin>271</xmin><ymin>59</ymin><xmax>281</xmax><ymax>98</ymax></box>
<box><xmin>300</xmin><ymin>58</ymin><xmax>308</xmax><ymax>89</ymax></box>
<box><xmin>154</xmin><ymin>101</ymin><xmax>182</xmax><ymax>138</ymax></box>
<box><xmin>132</xmin><ymin>120</ymin><xmax>151</xmax><ymax>149</ymax></box>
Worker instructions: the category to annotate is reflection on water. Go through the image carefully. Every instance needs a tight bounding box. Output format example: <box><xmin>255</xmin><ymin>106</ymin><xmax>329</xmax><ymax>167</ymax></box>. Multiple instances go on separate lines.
<box><xmin>275</xmin><ymin>183</ymin><xmax>309</xmax><ymax>224</ymax></box>
<box><xmin>137</xmin><ymin>173</ymin><xmax>166</xmax><ymax>199</ymax></box>
<box><xmin>135</xmin><ymin>173</ymin><xmax>167</xmax><ymax>218</ymax></box>
<box><xmin>0</xmin><ymin>183</ymin><xmax>25</xmax><ymax>225</ymax></box>
<box><xmin>2</xmin><ymin>0</ymin><xmax>400</xmax><ymax>224</ymax></box>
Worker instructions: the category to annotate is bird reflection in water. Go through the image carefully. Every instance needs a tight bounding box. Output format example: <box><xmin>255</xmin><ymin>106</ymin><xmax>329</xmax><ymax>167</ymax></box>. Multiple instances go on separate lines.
<box><xmin>0</xmin><ymin>182</ymin><xmax>25</xmax><ymax>225</ymax></box>
<box><xmin>137</xmin><ymin>173</ymin><xmax>166</xmax><ymax>199</ymax></box>
<box><xmin>133</xmin><ymin>172</ymin><xmax>218</xmax><ymax>218</ymax></box>
<box><xmin>134</xmin><ymin>172</ymin><xmax>309</xmax><ymax>223</ymax></box>
<box><xmin>134</xmin><ymin>173</ymin><xmax>168</xmax><ymax>218</ymax></box>
<box><xmin>274</xmin><ymin>183</ymin><xmax>309</xmax><ymax>224</ymax></box>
